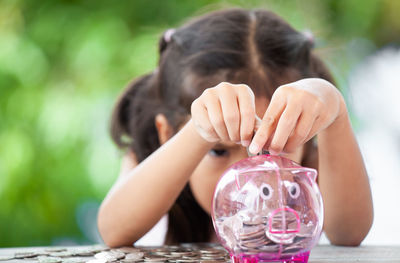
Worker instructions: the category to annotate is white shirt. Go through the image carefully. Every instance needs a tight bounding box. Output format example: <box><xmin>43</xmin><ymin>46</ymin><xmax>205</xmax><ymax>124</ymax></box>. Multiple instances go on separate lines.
<box><xmin>134</xmin><ymin>214</ymin><xmax>168</xmax><ymax>246</ymax></box>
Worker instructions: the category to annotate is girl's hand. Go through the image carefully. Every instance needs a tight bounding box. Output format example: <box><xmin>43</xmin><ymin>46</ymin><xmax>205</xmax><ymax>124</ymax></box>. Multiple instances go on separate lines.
<box><xmin>249</xmin><ymin>78</ymin><xmax>346</xmax><ymax>155</ymax></box>
<box><xmin>191</xmin><ymin>82</ymin><xmax>256</xmax><ymax>146</ymax></box>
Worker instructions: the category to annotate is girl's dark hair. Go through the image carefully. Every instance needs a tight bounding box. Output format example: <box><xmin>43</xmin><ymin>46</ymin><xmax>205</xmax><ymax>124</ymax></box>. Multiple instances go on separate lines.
<box><xmin>110</xmin><ymin>8</ymin><xmax>334</xmax><ymax>244</ymax></box>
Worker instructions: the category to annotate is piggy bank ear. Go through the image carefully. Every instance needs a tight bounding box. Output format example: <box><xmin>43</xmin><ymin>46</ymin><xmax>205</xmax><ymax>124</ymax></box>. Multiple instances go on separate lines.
<box><xmin>301</xmin><ymin>169</ymin><xmax>318</xmax><ymax>184</ymax></box>
<box><xmin>235</xmin><ymin>173</ymin><xmax>250</xmax><ymax>190</ymax></box>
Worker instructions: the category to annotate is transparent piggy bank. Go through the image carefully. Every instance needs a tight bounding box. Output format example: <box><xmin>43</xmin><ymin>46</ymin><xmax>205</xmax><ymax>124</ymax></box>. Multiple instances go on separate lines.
<box><xmin>212</xmin><ymin>154</ymin><xmax>324</xmax><ymax>263</ymax></box>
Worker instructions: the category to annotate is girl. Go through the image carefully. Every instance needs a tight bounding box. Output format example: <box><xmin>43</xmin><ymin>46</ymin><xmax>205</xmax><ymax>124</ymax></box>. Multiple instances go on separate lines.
<box><xmin>98</xmin><ymin>8</ymin><xmax>373</xmax><ymax>247</ymax></box>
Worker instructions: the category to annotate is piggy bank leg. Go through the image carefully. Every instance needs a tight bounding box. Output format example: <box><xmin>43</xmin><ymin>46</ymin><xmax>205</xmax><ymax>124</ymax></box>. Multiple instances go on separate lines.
<box><xmin>282</xmin><ymin>251</ymin><xmax>310</xmax><ymax>263</ymax></box>
<box><xmin>230</xmin><ymin>255</ymin><xmax>259</xmax><ymax>263</ymax></box>
<box><xmin>230</xmin><ymin>251</ymin><xmax>309</xmax><ymax>263</ymax></box>
<box><xmin>230</xmin><ymin>255</ymin><xmax>240</xmax><ymax>263</ymax></box>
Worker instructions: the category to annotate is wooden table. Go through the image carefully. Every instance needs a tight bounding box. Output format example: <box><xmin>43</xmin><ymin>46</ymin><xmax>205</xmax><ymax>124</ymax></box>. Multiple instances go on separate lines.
<box><xmin>309</xmin><ymin>245</ymin><xmax>400</xmax><ymax>262</ymax></box>
<box><xmin>0</xmin><ymin>244</ymin><xmax>399</xmax><ymax>262</ymax></box>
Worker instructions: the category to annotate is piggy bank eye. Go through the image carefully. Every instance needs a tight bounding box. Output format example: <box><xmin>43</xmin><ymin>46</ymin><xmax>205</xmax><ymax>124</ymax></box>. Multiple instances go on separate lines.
<box><xmin>288</xmin><ymin>182</ymin><xmax>300</xmax><ymax>199</ymax></box>
<box><xmin>260</xmin><ymin>183</ymin><xmax>273</xmax><ymax>200</ymax></box>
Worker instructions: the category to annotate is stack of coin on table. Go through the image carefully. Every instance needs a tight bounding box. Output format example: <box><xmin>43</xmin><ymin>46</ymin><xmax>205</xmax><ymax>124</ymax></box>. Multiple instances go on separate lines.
<box><xmin>0</xmin><ymin>243</ymin><xmax>231</xmax><ymax>263</ymax></box>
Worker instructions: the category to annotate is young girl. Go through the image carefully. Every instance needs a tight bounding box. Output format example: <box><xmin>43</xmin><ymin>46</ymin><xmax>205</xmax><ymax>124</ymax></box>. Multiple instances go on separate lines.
<box><xmin>98</xmin><ymin>8</ymin><xmax>373</xmax><ymax>247</ymax></box>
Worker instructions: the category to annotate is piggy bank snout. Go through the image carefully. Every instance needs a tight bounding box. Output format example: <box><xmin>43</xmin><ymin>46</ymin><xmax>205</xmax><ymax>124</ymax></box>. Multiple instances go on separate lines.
<box><xmin>268</xmin><ymin>207</ymin><xmax>300</xmax><ymax>234</ymax></box>
<box><xmin>265</xmin><ymin>207</ymin><xmax>301</xmax><ymax>244</ymax></box>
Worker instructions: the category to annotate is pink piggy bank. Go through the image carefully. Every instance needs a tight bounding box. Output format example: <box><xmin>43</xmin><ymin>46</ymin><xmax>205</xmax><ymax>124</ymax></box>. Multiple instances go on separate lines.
<box><xmin>212</xmin><ymin>154</ymin><xmax>324</xmax><ymax>263</ymax></box>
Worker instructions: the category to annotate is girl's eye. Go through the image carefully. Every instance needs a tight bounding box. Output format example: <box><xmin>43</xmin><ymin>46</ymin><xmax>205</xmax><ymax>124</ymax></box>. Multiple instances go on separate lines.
<box><xmin>208</xmin><ymin>148</ymin><xmax>228</xmax><ymax>157</ymax></box>
<box><xmin>260</xmin><ymin>183</ymin><xmax>273</xmax><ymax>200</ymax></box>
<box><xmin>288</xmin><ymin>182</ymin><xmax>301</xmax><ymax>199</ymax></box>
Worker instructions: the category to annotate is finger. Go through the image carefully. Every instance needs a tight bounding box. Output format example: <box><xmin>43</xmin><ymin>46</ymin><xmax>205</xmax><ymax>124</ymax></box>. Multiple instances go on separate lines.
<box><xmin>254</xmin><ymin>115</ymin><xmax>262</xmax><ymax>131</ymax></box>
<box><xmin>249</xmin><ymin>95</ymin><xmax>285</xmax><ymax>154</ymax></box>
<box><xmin>204</xmin><ymin>95</ymin><xmax>230</xmax><ymax>141</ymax></box>
<box><xmin>303</xmin><ymin>115</ymin><xmax>328</xmax><ymax>143</ymax></box>
<box><xmin>269</xmin><ymin>103</ymin><xmax>302</xmax><ymax>154</ymax></box>
<box><xmin>283</xmin><ymin>111</ymin><xmax>317</xmax><ymax>153</ymax></box>
<box><xmin>191</xmin><ymin>99</ymin><xmax>219</xmax><ymax>142</ymax></box>
<box><xmin>261</xmin><ymin>130</ymin><xmax>274</xmax><ymax>151</ymax></box>
<box><xmin>236</xmin><ymin>86</ymin><xmax>256</xmax><ymax>147</ymax></box>
<box><xmin>219</xmin><ymin>90</ymin><xmax>241</xmax><ymax>142</ymax></box>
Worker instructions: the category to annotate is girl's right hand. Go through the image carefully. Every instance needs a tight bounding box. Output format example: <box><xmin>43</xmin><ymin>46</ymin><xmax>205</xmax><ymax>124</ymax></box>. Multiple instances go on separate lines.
<box><xmin>190</xmin><ymin>82</ymin><xmax>256</xmax><ymax>147</ymax></box>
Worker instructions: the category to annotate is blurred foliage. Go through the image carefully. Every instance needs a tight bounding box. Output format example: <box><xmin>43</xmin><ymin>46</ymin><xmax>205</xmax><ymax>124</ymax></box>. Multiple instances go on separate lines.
<box><xmin>0</xmin><ymin>0</ymin><xmax>398</xmax><ymax>247</ymax></box>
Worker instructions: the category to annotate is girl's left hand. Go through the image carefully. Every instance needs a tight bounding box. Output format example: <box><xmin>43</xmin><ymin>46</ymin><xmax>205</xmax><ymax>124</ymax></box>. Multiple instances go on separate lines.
<box><xmin>249</xmin><ymin>78</ymin><xmax>346</xmax><ymax>155</ymax></box>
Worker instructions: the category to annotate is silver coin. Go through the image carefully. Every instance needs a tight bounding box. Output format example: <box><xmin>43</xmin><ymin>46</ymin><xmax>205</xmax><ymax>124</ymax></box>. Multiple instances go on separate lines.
<box><xmin>143</xmin><ymin>255</ymin><xmax>169</xmax><ymax>262</ymax></box>
<box><xmin>242</xmin><ymin>219</ymin><xmax>266</xmax><ymax>226</ymax></box>
<box><xmin>71</xmin><ymin>248</ymin><xmax>96</xmax><ymax>257</ymax></box>
<box><xmin>201</xmin><ymin>254</ymin><xmax>228</xmax><ymax>258</ymax></box>
<box><xmin>36</xmin><ymin>251</ymin><xmax>51</xmax><ymax>256</ymax></box>
<box><xmin>14</xmin><ymin>252</ymin><xmax>38</xmax><ymax>259</ymax></box>
<box><xmin>0</xmin><ymin>255</ymin><xmax>14</xmax><ymax>261</ymax></box>
<box><xmin>49</xmin><ymin>251</ymin><xmax>73</xmax><ymax>257</ymax></box>
<box><xmin>240</xmin><ymin>227</ymin><xmax>265</xmax><ymax>237</ymax></box>
<box><xmin>201</xmin><ymin>259</ymin><xmax>227</xmax><ymax>262</ymax></box>
<box><xmin>116</xmin><ymin>247</ymin><xmax>142</xmax><ymax>254</ymax></box>
<box><xmin>124</xmin><ymin>252</ymin><xmax>145</xmax><ymax>260</ymax></box>
<box><xmin>200</xmin><ymin>251</ymin><xmax>226</xmax><ymax>254</ymax></box>
<box><xmin>86</xmin><ymin>259</ymin><xmax>107</xmax><ymax>263</ymax></box>
<box><xmin>45</xmin><ymin>248</ymin><xmax>67</xmax><ymax>253</ymax></box>
<box><xmin>169</xmin><ymin>252</ymin><xmax>194</xmax><ymax>257</ymax></box>
<box><xmin>37</xmin><ymin>256</ymin><xmax>62</xmax><ymax>263</ymax></box>
<box><xmin>88</xmin><ymin>245</ymin><xmax>110</xmax><ymax>254</ymax></box>
<box><xmin>119</xmin><ymin>258</ymin><xmax>144</xmax><ymax>263</ymax></box>
<box><xmin>62</xmin><ymin>257</ymin><xmax>89</xmax><ymax>263</ymax></box>
<box><xmin>95</xmin><ymin>251</ymin><xmax>125</xmax><ymax>261</ymax></box>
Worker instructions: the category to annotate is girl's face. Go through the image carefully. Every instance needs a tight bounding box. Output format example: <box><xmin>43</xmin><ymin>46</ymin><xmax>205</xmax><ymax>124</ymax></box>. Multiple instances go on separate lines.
<box><xmin>189</xmin><ymin>97</ymin><xmax>304</xmax><ymax>214</ymax></box>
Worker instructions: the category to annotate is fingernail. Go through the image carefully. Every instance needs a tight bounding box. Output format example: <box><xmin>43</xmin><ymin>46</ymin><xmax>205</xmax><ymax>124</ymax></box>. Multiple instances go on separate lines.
<box><xmin>241</xmin><ymin>140</ymin><xmax>250</xmax><ymax>147</ymax></box>
<box><xmin>249</xmin><ymin>143</ymin><xmax>259</xmax><ymax>154</ymax></box>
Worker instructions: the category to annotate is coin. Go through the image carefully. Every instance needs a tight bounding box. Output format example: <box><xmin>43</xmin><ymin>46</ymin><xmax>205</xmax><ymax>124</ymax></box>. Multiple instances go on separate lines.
<box><xmin>116</xmin><ymin>247</ymin><xmax>142</xmax><ymax>254</ymax></box>
<box><xmin>95</xmin><ymin>251</ymin><xmax>125</xmax><ymax>261</ymax></box>
<box><xmin>71</xmin><ymin>248</ymin><xmax>96</xmax><ymax>257</ymax></box>
<box><xmin>45</xmin><ymin>248</ymin><xmax>67</xmax><ymax>253</ymax></box>
<box><xmin>14</xmin><ymin>252</ymin><xmax>38</xmax><ymax>258</ymax></box>
<box><xmin>62</xmin><ymin>257</ymin><xmax>88</xmax><ymax>263</ymax></box>
<box><xmin>144</xmin><ymin>255</ymin><xmax>169</xmax><ymax>262</ymax></box>
<box><xmin>124</xmin><ymin>252</ymin><xmax>144</xmax><ymax>260</ymax></box>
<box><xmin>37</xmin><ymin>256</ymin><xmax>63</xmax><ymax>263</ymax></box>
<box><xmin>89</xmin><ymin>245</ymin><xmax>110</xmax><ymax>254</ymax></box>
<box><xmin>86</xmin><ymin>259</ymin><xmax>107</xmax><ymax>263</ymax></box>
<box><xmin>49</xmin><ymin>251</ymin><xmax>73</xmax><ymax>257</ymax></box>
<box><xmin>120</xmin><ymin>258</ymin><xmax>144</xmax><ymax>263</ymax></box>
<box><xmin>0</xmin><ymin>255</ymin><xmax>14</xmax><ymax>261</ymax></box>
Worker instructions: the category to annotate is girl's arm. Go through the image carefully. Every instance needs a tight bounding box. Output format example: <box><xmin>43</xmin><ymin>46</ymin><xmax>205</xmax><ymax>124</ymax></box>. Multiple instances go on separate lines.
<box><xmin>250</xmin><ymin>78</ymin><xmax>373</xmax><ymax>246</ymax></box>
<box><xmin>317</xmin><ymin>108</ymin><xmax>373</xmax><ymax>246</ymax></box>
<box><xmin>98</xmin><ymin>82</ymin><xmax>258</xmax><ymax>247</ymax></box>
<box><xmin>98</xmin><ymin>121</ymin><xmax>214</xmax><ymax>247</ymax></box>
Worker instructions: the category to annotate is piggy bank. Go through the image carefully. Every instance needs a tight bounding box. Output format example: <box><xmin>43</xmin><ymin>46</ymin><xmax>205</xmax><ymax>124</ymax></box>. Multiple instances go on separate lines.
<box><xmin>212</xmin><ymin>154</ymin><xmax>323</xmax><ymax>263</ymax></box>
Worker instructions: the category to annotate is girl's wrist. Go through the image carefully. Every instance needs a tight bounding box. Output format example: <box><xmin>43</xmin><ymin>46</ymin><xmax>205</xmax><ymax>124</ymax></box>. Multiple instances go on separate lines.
<box><xmin>323</xmin><ymin>97</ymin><xmax>350</xmax><ymax>135</ymax></box>
<box><xmin>183</xmin><ymin>119</ymin><xmax>217</xmax><ymax>150</ymax></box>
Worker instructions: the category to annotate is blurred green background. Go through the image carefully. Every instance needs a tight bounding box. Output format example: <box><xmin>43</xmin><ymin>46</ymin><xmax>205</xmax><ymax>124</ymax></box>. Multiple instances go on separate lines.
<box><xmin>0</xmin><ymin>0</ymin><xmax>399</xmax><ymax>247</ymax></box>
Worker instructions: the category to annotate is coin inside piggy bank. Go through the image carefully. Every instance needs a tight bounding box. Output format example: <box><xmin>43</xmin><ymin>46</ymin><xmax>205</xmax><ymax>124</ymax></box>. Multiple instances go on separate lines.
<box><xmin>212</xmin><ymin>154</ymin><xmax>324</xmax><ymax>263</ymax></box>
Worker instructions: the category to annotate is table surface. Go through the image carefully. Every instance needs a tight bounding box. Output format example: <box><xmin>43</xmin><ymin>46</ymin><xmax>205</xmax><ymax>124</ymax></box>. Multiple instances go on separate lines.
<box><xmin>0</xmin><ymin>244</ymin><xmax>399</xmax><ymax>263</ymax></box>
